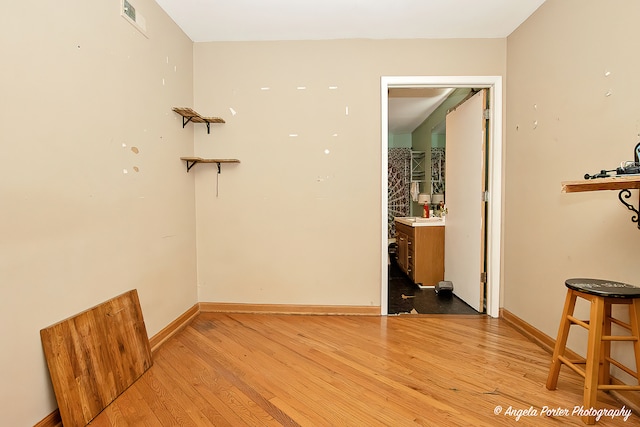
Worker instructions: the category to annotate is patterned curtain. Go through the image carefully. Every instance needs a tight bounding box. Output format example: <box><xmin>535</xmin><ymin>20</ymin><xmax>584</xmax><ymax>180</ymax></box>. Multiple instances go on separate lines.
<box><xmin>388</xmin><ymin>148</ymin><xmax>411</xmax><ymax>238</ymax></box>
<box><xmin>431</xmin><ymin>147</ymin><xmax>445</xmax><ymax>195</ymax></box>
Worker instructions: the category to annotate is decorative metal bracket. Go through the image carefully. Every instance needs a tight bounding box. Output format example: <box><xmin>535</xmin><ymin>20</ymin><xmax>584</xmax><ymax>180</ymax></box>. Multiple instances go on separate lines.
<box><xmin>617</xmin><ymin>189</ymin><xmax>640</xmax><ymax>229</ymax></box>
<box><xmin>184</xmin><ymin>159</ymin><xmax>198</xmax><ymax>172</ymax></box>
<box><xmin>182</xmin><ymin>116</ymin><xmax>214</xmax><ymax>133</ymax></box>
<box><xmin>184</xmin><ymin>160</ymin><xmax>222</xmax><ymax>173</ymax></box>
<box><xmin>181</xmin><ymin>115</ymin><xmax>195</xmax><ymax>128</ymax></box>
<box><xmin>179</xmin><ymin>116</ymin><xmax>213</xmax><ymax>134</ymax></box>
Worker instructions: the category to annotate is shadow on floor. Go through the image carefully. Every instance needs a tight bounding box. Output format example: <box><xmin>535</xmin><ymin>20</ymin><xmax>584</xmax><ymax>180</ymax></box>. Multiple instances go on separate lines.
<box><xmin>388</xmin><ymin>257</ymin><xmax>480</xmax><ymax>315</ymax></box>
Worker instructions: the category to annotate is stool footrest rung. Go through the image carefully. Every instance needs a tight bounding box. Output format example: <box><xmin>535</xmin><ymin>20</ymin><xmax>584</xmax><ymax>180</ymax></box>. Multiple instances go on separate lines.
<box><xmin>558</xmin><ymin>355</ymin><xmax>586</xmax><ymax>378</ymax></box>
<box><xmin>608</xmin><ymin>316</ymin><xmax>632</xmax><ymax>330</ymax></box>
<box><xmin>598</xmin><ymin>384</ymin><xmax>640</xmax><ymax>391</ymax></box>
<box><xmin>567</xmin><ymin>314</ymin><xmax>590</xmax><ymax>329</ymax></box>
<box><xmin>601</xmin><ymin>335</ymin><xmax>637</xmax><ymax>341</ymax></box>
<box><xmin>606</xmin><ymin>356</ymin><xmax>639</xmax><ymax>379</ymax></box>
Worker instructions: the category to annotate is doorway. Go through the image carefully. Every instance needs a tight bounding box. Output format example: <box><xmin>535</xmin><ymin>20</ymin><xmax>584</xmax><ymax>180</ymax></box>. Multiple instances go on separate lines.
<box><xmin>380</xmin><ymin>76</ymin><xmax>503</xmax><ymax>318</ymax></box>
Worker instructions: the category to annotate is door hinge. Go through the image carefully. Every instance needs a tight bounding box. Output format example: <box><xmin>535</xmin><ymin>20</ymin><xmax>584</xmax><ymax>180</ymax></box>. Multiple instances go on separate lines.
<box><xmin>480</xmin><ymin>272</ymin><xmax>487</xmax><ymax>283</ymax></box>
<box><xmin>483</xmin><ymin>108</ymin><xmax>491</xmax><ymax>120</ymax></box>
<box><xmin>482</xmin><ymin>191</ymin><xmax>489</xmax><ymax>202</ymax></box>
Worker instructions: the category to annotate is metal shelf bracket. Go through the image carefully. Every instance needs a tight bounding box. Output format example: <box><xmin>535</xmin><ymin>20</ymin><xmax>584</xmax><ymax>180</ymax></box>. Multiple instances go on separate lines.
<box><xmin>181</xmin><ymin>115</ymin><xmax>194</xmax><ymax>129</ymax></box>
<box><xmin>185</xmin><ymin>159</ymin><xmax>198</xmax><ymax>172</ymax></box>
<box><xmin>617</xmin><ymin>189</ymin><xmax>640</xmax><ymax>229</ymax></box>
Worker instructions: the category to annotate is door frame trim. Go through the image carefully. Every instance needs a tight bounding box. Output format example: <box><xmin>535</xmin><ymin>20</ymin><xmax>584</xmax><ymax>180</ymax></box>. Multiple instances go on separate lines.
<box><xmin>380</xmin><ymin>76</ymin><xmax>503</xmax><ymax>318</ymax></box>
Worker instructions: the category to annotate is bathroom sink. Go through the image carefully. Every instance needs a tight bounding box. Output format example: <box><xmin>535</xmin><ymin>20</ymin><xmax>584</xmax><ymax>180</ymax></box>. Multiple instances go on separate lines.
<box><xmin>395</xmin><ymin>216</ymin><xmax>445</xmax><ymax>227</ymax></box>
<box><xmin>415</xmin><ymin>217</ymin><xmax>443</xmax><ymax>222</ymax></box>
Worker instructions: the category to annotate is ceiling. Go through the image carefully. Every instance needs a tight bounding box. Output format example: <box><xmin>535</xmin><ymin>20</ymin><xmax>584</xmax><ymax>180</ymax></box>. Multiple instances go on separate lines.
<box><xmin>153</xmin><ymin>0</ymin><xmax>545</xmax><ymax>134</ymax></box>
<box><xmin>388</xmin><ymin>88</ymin><xmax>454</xmax><ymax>134</ymax></box>
<box><xmin>154</xmin><ymin>0</ymin><xmax>546</xmax><ymax>42</ymax></box>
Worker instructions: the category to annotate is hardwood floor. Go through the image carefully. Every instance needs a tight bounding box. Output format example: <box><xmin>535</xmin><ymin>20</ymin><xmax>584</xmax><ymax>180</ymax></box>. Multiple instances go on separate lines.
<box><xmin>88</xmin><ymin>313</ymin><xmax>638</xmax><ymax>426</ymax></box>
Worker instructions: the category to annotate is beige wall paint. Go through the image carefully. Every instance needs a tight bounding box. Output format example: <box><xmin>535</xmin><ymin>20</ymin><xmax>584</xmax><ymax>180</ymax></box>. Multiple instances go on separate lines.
<box><xmin>193</xmin><ymin>39</ymin><xmax>506</xmax><ymax>306</ymax></box>
<box><xmin>0</xmin><ymin>1</ymin><xmax>196</xmax><ymax>424</ymax></box>
<box><xmin>505</xmin><ymin>0</ymin><xmax>640</xmax><ymax>367</ymax></box>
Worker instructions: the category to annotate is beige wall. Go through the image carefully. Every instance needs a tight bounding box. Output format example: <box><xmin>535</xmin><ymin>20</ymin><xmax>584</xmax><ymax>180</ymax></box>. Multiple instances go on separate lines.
<box><xmin>0</xmin><ymin>1</ymin><xmax>196</xmax><ymax>424</ymax></box>
<box><xmin>505</xmin><ymin>0</ymin><xmax>640</xmax><ymax>367</ymax></box>
<box><xmin>192</xmin><ymin>39</ymin><xmax>506</xmax><ymax>307</ymax></box>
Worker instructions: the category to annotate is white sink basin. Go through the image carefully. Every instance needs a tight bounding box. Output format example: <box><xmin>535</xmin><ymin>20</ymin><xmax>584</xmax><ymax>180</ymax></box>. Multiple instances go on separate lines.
<box><xmin>395</xmin><ymin>216</ymin><xmax>445</xmax><ymax>227</ymax></box>
<box><xmin>415</xmin><ymin>217</ymin><xmax>442</xmax><ymax>222</ymax></box>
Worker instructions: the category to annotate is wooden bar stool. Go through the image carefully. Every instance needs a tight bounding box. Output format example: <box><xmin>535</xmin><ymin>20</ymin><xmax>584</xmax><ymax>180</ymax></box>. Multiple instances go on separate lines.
<box><xmin>546</xmin><ymin>278</ymin><xmax>640</xmax><ymax>424</ymax></box>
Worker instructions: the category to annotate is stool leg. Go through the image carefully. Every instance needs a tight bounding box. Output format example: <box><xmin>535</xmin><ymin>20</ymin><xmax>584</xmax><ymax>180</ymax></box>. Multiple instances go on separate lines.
<box><xmin>547</xmin><ymin>290</ymin><xmax>577</xmax><ymax>390</ymax></box>
<box><xmin>599</xmin><ymin>301</ymin><xmax>612</xmax><ymax>387</ymax></box>
<box><xmin>631</xmin><ymin>299</ymin><xmax>640</xmax><ymax>385</ymax></box>
<box><xmin>583</xmin><ymin>296</ymin><xmax>605</xmax><ymax>425</ymax></box>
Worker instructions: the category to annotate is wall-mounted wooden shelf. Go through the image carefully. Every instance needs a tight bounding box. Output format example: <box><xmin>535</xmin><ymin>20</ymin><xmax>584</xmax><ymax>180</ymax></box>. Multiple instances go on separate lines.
<box><xmin>180</xmin><ymin>157</ymin><xmax>240</xmax><ymax>197</ymax></box>
<box><xmin>180</xmin><ymin>157</ymin><xmax>240</xmax><ymax>173</ymax></box>
<box><xmin>172</xmin><ymin>107</ymin><xmax>224</xmax><ymax>134</ymax></box>
<box><xmin>562</xmin><ymin>175</ymin><xmax>640</xmax><ymax>193</ymax></box>
<box><xmin>562</xmin><ymin>175</ymin><xmax>640</xmax><ymax>229</ymax></box>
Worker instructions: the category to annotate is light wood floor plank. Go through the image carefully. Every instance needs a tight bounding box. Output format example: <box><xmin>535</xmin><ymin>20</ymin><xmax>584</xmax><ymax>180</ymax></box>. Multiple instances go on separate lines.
<box><xmin>183</xmin><ymin>317</ymin><xmax>386</xmax><ymax>426</ymax></box>
<box><xmin>155</xmin><ymin>342</ymin><xmax>245</xmax><ymax>426</ymax></box>
<box><xmin>89</xmin><ymin>313</ymin><xmax>638</xmax><ymax>426</ymax></box>
<box><xmin>164</xmin><ymin>335</ymin><xmax>282</xmax><ymax>426</ymax></box>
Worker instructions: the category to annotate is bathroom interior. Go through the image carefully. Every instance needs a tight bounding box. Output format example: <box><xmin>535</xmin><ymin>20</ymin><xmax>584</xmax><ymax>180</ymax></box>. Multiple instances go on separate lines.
<box><xmin>387</xmin><ymin>87</ymin><xmax>479</xmax><ymax>315</ymax></box>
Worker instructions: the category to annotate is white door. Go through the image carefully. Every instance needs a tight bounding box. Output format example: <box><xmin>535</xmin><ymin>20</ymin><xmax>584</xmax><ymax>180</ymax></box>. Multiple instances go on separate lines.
<box><xmin>444</xmin><ymin>90</ymin><xmax>487</xmax><ymax>312</ymax></box>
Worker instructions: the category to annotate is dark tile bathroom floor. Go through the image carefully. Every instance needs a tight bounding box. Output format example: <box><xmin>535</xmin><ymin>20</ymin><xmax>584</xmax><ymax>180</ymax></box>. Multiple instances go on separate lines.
<box><xmin>388</xmin><ymin>258</ymin><xmax>480</xmax><ymax>315</ymax></box>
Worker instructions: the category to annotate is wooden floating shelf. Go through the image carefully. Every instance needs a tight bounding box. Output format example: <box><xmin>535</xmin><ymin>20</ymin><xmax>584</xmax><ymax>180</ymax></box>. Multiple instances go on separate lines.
<box><xmin>561</xmin><ymin>175</ymin><xmax>640</xmax><ymax>193</ymax></box>
<box><xmin>172</xmin><ymin>107</ymin><xmax>224</xmax><ymax>134</ymax></box>
<box><xmin>562</xmin><ymin>175</ymin><xmax>640</xmax><ymax>230</ymax></box>
<box><xmin>180</xmin><ymin>157</ymin><xmax>240</xmax><ymax>173</ymax></box>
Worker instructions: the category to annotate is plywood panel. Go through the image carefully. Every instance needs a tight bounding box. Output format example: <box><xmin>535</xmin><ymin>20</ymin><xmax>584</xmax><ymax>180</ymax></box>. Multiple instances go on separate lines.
<box><xmin>40</xmin><ymin>290</ymin><xmax>152</xmax><ymax>427</ymax></box>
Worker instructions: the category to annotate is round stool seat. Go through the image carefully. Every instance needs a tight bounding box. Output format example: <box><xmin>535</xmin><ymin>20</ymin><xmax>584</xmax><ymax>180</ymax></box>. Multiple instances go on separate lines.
<box><xmin>565</xmin><ymin>278</ymin><xmax>640</xmax><ymax>298</ymax></box>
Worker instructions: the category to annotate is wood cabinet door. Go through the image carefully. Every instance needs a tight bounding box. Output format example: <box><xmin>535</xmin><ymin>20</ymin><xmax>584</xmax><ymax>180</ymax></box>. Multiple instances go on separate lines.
<box><xmin>396</xmin><ymin>231</ymin><xmax>408</xmax><ymax>273</ymax></box>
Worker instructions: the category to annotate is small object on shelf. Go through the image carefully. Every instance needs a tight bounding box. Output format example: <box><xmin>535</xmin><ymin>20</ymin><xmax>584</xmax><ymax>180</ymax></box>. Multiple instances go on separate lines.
<box><xmin>172</xmin><ymin>107</ymin><xmax>225</xmax><ymax>134</ymax></box>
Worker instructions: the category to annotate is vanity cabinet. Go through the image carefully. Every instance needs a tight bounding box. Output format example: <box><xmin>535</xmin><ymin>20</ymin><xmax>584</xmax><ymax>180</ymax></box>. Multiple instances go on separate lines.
<box><xmin>394</xmin><ymin>221</ymin><xmax>445</xmax><ymax>287</ymax></box>
<box><xmin>396</xmin><ymin>229</ymin><xmax>411</xmax><ymax>274</ymax></box>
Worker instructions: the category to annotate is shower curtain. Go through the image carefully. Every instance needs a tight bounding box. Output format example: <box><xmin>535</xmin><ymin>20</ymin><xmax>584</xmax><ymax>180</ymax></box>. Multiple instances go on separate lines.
<box><xmin>388</xmin><ymin>148</ymin><xmax>411</xmax><ymax>238</ymax></box>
